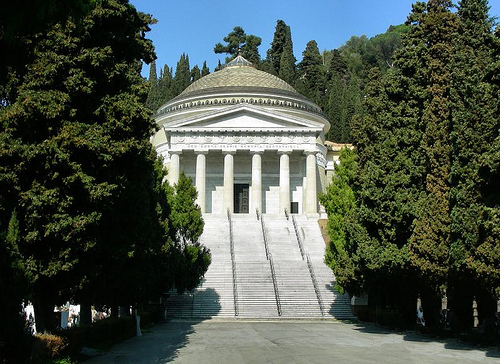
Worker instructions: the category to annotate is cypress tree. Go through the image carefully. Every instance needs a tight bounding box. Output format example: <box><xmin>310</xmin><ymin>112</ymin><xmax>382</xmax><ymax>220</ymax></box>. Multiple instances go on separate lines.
<box><xmin>449</xmin><ymin>0</ymin><xmax>500</xmax><ymax>322</ymax></box>
<box><xmin>278</xmin><ymin>27</ymin><xmax>296</xmax><ymax>84</ymax></box>
<box><xmin>214</xmin><ymin>59</ymin><xmax>223</xmax><ymax>72</ymax></box>
<box><xmin>191</xmin><ymin>64</ymin><xmax>201</xmax><ymax>82</ymax></box>
<box><xmin>146</xmin><ymin>59</ymin><xmax>160</xmax><ymax>111</ymax></box>
<box><xmin>319</xmin><ymin>147</ymin><xmax>359</xmax><ymax>294</ymax></box>
<box><xmin>267</xmin><ymin>20</ymin><xmax>290</xmax><ymax>74</ymax></box>
<box><xmin>326</xmin><ymin>75</ymin><xmax>346</xmax><ymax>142</ymax></box>
<box><xmin>0</xmin><ymin>0</ymin><xmax>162</xmax><ymax>332</ymax></box>
<box><xmin>158</xmin><ymin>64</ymin><xmax>174</xmax><ymax>105</ymax></box>
<box><xmin>173</xmin><ymin>53</ymin><xmax>191</xmax><ymax>97</ymax></box>
<box><xmin>348</xmin><ymin>65</ymin><xmax>425</xmax><ymax>321</ymax></box>
<box><xmin>407</xmin><ymin>1</ymin><xmax>458</xmax><ymax>318</ymax></box>
<box><xmin>328</xmin><ymin>49</ymin><xmax>348</xmax><ymax>81</ymax></box>
<box><xmin>296</xmin><ymin>40</ymin><xmax>326</xmax><ymax>106</ymax></box>
<box><xmin>201</xmin><ymin>60</ymin><xmax>210</xmax><ymax>77</ymax></box>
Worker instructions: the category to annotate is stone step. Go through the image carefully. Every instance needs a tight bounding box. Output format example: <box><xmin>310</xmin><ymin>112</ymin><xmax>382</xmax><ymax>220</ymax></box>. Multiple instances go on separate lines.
<box><xmin>163</xmin><ymin>213</ymin><xmax>355</xmax><ymax>320</ymax></box>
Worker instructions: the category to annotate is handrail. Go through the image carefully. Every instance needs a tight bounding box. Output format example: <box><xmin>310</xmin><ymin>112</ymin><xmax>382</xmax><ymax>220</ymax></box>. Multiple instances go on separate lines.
<box><xmin>291</xmin><ymin>215</ymin><xmax>305</xmax><ymax>260</ymax></box>
<box><xmin>260</xmin><ymin>216</ymin><xmax>281</xmax><ymax>316</ymax></box>
<box><xmin>307</xmin><ymin>253</ymin><xmax>325</xmax><ymax>316</ymax></box>
<box><xmin>227</xmin><ymin>209</ymin><xmax>239</xmax><ymax>316</ymax></box>
<box><xmin>260</xmin><ymin>214</ymin><xmax>270</xmax><ymax>260</ymax></box>
<box><xmin>256</xmin><ymin>207</ymin><xmax>260</xmax><ymax>221</ymax></box>
<box><xmin>268</xmin><ymin>253</ymin><xmax>282</xmax><ymax>316</ymax></box>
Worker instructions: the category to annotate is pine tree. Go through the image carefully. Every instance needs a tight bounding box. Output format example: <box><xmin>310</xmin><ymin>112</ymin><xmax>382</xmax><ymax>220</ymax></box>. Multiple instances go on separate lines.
<box><xmin>214</xmin><ymin>26</ymin><xmax>246</xmax><ymax>61</ymax></box>
<box><xmin>214</xmin><ymin>26</ymin><xmax>262</xmax><ymax>64</ymax></box>
<box><xmin>242</xmin><ymin>34</ymin><xmax>262</xmax><ymax>65</ymax></box>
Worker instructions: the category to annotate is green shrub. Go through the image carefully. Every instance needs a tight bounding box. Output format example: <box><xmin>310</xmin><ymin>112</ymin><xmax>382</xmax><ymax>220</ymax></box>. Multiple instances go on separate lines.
<box><xmin>57</xmin><ymin>317</ymin><xmax>135</xmax><ymax>355</ymax></box>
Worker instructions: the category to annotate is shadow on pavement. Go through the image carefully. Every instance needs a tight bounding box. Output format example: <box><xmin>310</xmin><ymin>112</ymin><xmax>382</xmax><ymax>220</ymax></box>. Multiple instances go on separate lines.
<box><xmin>352</xmin><ymin>320</ymin><xmax>500</xmax><ymax>359</ymax></box>
<box><xmin>87</xmin><ymin>287</ymin><xmax>221</xmax><ymax>363</ymax></box>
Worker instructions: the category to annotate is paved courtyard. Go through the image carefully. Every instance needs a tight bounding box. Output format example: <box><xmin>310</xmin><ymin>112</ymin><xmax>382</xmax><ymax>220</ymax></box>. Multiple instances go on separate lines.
<box><xmin>88</xmin><ymin>319</ymin><xmax>500</xmax><ymax>363</ymax></box>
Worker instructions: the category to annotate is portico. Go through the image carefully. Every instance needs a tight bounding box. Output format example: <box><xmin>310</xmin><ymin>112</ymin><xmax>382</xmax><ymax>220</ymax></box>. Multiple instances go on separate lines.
<box><xmin>153</xmin><ymin>55</ymin><xmax>330</xmax><ymax>215</ymax></box>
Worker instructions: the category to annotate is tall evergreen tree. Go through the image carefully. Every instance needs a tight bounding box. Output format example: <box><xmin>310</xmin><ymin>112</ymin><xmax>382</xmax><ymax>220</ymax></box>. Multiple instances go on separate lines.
<box><xmin>201</xmin><ymin>60</ymin><xmax>210</xmax><ymax>77</ymax></box>
<box><xmin>191</xmin><ymin>64</ymin><xmax>201</xmax><ymax>82</ymax></box>
<box><xmin>328</xmin><ymin>49</ymin><xmax>348</xmax><ymax>81</ymax></box>
<box><xmin>296</xmin><ymin>40</ymin><xmax>326</xmax><ymax>106</ymax></box>
<box><xmin>214</xmin><ymin>26</ymin><xmax>262</xmax><ymax>64</ymax></box>
<box><xmin>146</xmin><ymin>59</ymin><xmax>161</xmax><ymax>111</ymax></box>
<box><xmin>449</xmin><ymin>0</ymin><xmax>500</xmax><ymax>321</ymax></box>
<box><xmin>319</xmin><ymin>148</ymin><xmax>359</xmax><ymax>294</ymax></box>
<box><xmin>266</xmin><ymin>20</ymin><xmax>295</xmax><ymax>77</ymax></box>
<box><xmin>407</xmin><ymin>1</ymin><xmax>457</xmax><ymax>315</ymax></box>
<box><xmin>173</xmin><ymin>53</ymin><xmax>191</xmax><ymax>97</ymax></box>
<box><xmin>278</xmin><ymin>28</ymin><xmax>296</xmax><ymax>84</ymax></box>
<box><xmin>158</xmin><ymin>64</ymin><xmax>174</xmax><ymax>105</ymax></box>
<box><xmin>348</xmin><ymin>65</ymin><xmax>425</xmax><ymax>322</ymax></box>
<box><xmin>168</xmin><ymin>173</ymin><xmax>211</xmax><ymax>293</ymax></box>
<box><xmin>0</xmin><ymin>0</ymin><xmax>209</xmax><ymax>333</ymax></box>
<box><xmin>242</xmin><ymin>34</ymin><xmax>262</xmax><ymax>65</ymax></box>
<box><xmin>0</xmin><ymin>0</ymin><xmax>161</xmax><ymax>332</ymax></box>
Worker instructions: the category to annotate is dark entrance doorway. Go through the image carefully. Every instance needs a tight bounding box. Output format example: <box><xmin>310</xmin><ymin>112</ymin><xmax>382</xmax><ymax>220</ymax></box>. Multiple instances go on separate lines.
<box><xmin>234</xmin><ymin>184</ymin><xmax>249</xmax><ymax>213</ymax></box>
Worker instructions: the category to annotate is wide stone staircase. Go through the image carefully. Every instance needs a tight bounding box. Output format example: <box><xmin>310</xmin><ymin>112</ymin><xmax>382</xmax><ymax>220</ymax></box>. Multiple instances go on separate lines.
<box><xmin>164</xmin><ymin>213</ymin><xmax>354</xmax><ymax>320</ymax></box>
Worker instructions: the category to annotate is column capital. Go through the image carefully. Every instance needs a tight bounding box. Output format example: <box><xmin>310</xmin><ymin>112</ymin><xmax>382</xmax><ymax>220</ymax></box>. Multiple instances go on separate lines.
<box><xmin>222</xmin><ymin>150</ymin><xmax>236</xmax><ymax>155</ymax></box>
<box><xmin>277</xmin><ymin>150</ymin><xmax>292</xmax><ymax>155</ymax></box>
<box><xmin>194</xmin><ymin>150</ymin><xmax>209</xmax><ymax>155</ymax></box>
<box><xmin>169</xmin><ymin>150</ymin><xmax>182</xmax><ymax>155</ymax></box>
<box><xmin>303</xmin><ymin>150</ymin><xmax>317</xmax><ymax>156</ymax></box>
<box><xmin>250</xmin><ymin>149</ymin><xmax>265</xmax><ymax>155</ymax></box>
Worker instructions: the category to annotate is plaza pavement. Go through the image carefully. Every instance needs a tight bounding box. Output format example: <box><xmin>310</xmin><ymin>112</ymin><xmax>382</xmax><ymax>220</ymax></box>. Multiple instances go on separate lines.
<box><xmin>87</xmin><ymin>319</ymin><xmax>500</xmax><ymax>363</ymax></box>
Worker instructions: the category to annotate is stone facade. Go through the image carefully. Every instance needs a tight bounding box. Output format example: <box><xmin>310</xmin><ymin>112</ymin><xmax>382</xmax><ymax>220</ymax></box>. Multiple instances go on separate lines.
<box><xmin>152</xmin><ymin>56</ymin><xmax>332</xmax><ymax>215</ymax></box>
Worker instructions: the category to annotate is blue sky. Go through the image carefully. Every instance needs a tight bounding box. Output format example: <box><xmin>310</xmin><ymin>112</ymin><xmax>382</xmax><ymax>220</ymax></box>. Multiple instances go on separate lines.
<box><xmin>129</xmin><ymin>0</ymin><xmax>500</xmax><ymax>77</ymax></box>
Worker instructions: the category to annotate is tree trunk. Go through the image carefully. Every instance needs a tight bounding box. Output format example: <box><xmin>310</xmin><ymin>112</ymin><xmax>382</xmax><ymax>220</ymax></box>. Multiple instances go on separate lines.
<box><xmin>111</xmin><ymin>304</ymin><xmax>119</xmax><ymax>318</ymax></box>
<box><xmin>33</xmin><ymin>282</ymin><xmax>56</xmax><ymax>333</ymax></box>
<box><xmin>80</xmin><ymin>302</ymin><xmax>92</xmax><ymax>325</ymax></box>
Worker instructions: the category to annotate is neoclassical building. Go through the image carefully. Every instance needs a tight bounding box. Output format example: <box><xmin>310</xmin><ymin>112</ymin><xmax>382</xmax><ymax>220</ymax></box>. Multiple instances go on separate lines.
<box><xmin>152</xmin><ymin>56</ymin><xmax>332</xmax><ymax>215</ymax></box>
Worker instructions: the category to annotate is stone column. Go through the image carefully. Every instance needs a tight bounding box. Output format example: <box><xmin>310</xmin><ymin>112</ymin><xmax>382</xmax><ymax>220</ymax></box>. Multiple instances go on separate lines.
<box><xmin>305</xmin><ymin>151</ymin><xmax>318</xmax><ymax>214</ymax></box>
<box><xmin>223</xmin><ymin>151</ymin><xmax>235</xmax><ymax>213</ymax></box>
<box><xmin>251</xmin><ymin>151</ymin><xmax>263</xmax><ymax>214</ymax></box>
<box><xmin>195</xmin><ymin>151</ymin><xmax>207</xmax><ymax>213</ymax></box>
<box><xmin>169</xmin><ymin>151</ymin><xmax>181</xmax><ymax>186</ymax></box>
<box><xmin>279</xmin><ymin>151</ymin><xmax>291</xmax><ymax>214</ymax></box>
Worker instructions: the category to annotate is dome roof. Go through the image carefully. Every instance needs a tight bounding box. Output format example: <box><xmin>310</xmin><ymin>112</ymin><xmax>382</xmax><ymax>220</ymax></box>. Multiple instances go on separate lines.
<box><xmin>177</xmin><ymin>55</ymin><xmax>300</xmax><ymax>99</ymax></box>
<box><xmin>156</xmin><ymin>56</ymin><xmax>329</xmax><ymax>130</ymax></box>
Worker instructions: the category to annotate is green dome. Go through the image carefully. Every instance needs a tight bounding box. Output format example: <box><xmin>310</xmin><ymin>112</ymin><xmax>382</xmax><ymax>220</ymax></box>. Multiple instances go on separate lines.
<box><xmin>178</xmin><ymin>56</ymin><xmax>299</xmax><ymax>99</ymax></box>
